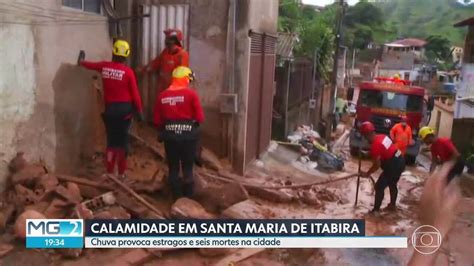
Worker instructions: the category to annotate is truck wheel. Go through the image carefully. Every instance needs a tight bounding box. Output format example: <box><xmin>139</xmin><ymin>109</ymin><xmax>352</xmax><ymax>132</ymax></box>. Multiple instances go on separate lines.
<box><xmin>405</xmin><ymin>155</ymin><xmax>417</xmax><ymax>166</ymax></box>
<box><xmin>350</xmin><ymin>146</ymin><xmax>359</xmax><ymax>157</ymax></box>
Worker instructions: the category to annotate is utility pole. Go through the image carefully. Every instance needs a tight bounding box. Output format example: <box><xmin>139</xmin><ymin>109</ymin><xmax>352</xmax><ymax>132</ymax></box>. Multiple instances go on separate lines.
<box><xmin>325</xmin><ymin>0</ymin><xmax>346</xmax><ymax>141</ymax></box>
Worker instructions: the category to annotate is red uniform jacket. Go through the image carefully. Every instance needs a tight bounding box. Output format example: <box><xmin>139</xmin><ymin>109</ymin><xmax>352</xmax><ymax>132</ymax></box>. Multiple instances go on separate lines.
<box><xmin>431</xmin><ymin>138</ymin><xmax>458</xmax><ymax>162</ymax></box>
<box><xmin>150</xmin><ymin>47</ymin><xmax>189</xmax><ymax>92</ymax></box>
<box><xmin>370</xmin><ymin>134</ymin><xmax>399</xmax><ymax>162</ymax></box>
<box><xmin>81</xmin><ymin>61</ymin><xmax>143</xmax><ymax>113</ymax></box>
<box><xmin>153</xmin><ymin>85</ymin><xmax>204</xmax><ymax>129</ymax></box>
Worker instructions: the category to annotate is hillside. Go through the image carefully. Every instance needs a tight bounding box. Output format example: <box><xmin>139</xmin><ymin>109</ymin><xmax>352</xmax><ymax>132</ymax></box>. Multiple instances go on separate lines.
<box><xmin>374</xmin><ymin>0</ymin><xmax>473</xmax><ymax>46</ymax></box>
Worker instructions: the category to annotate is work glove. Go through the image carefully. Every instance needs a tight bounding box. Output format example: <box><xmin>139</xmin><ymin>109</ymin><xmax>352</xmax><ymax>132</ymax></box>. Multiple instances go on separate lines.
<box><xmin>77</xmin><ymin>50</ymin><xmax>85</xmax><ymax>66</ymax></box>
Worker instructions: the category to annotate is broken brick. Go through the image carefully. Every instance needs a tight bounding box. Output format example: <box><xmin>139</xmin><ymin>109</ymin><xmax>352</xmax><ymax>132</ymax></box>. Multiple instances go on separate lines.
<box><xmin>11</xmin><ymin>164</ymin><xmax>46</xmax><ymax>187</ymax></box>
<box><xmin>15</xmin><ymin>210</ymin><xmax>46</xmax><ymax>239</ymax></box>
<box><xmin>76</xmin><ymin>184</ymin><xmax>103</xmax><ymax>199</ymax></box>
<box><xmin>55</xmin><ymin>183</ymin><xmax>82</xmax><ymax>204</ymax></box>
<box><xmin>44</xmin><ymin>198</ymin><xmax>70</xmax><ymax>219</ymax></box>
<box><xmin>201</xmin><ymin>148</ymin><xmax>223</xmax><ymax>171</ymax></box>
<box><xmin>299</xmin><ymin>191</ymin><xmax>322</xmax><ymax>207</ymax></box>
<box><xmin>246</xmin><ymin>186</ymin><xmax>295</xmax><ymax>203</ymax></box>
<box><xmin>36</xmin><ymin>174</ymin><xmax>59</xmax><ymax>192</ymax></box>
<box><xmin>24</xmin><ymin>201</ymin><xmax>50</xmax><ymax>215</ymax></box>
<box><xmin>112</xmin><ymin>249</ymin><xmax>153</xmax><ymax>266</ymax></box>
<box><xmin>199</xmin><ymin>248</ymin><xmax>235</xmax><ymax>257</ymax></box>
<box><xmin>170</xmin><ymin>198</ymin><xmax>216</xmax><ymax>219</ymax></box>
<box><xmin>58</xmin><ymin>248</ymin><xmax>83</xmax><ymax>259</ymax></box>
<box><xmin>115</xmin><ymin>192</ymin><xmax>148</xmax><ymax>218</ymax></box>
<box><xmin>194</xmin><ymin>177</ymin><xmax>249</xmax><ymax>212</ymax></box>
<box><xmin>0</xmin><ymin>205</ymin><xmax>16</xmax><ymax>232</ymax></box>
<box><xmin>221</xmin><ymin>200</ymin><xmax>268</xmax><ymax>219</ymax></box>
<box><xmin>14</xmin><ymin>184</ymin><xmax>38</xmax><ymax>205</ymax></box>
<box><xmin>93</xmin><ymin>206</ymin><xmax>131</xmax><ymax>219</ymax></box>
<box><xmin>0</xmin><ymin>243</ymin><xmax>14</xmax><ymax>258</ymax></box>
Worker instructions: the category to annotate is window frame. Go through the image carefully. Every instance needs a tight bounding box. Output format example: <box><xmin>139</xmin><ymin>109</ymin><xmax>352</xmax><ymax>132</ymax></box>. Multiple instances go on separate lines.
<box><xmin>61</xmin><ymin>0</ymin><xmax>113</xmax><ymax>16</ymax></box>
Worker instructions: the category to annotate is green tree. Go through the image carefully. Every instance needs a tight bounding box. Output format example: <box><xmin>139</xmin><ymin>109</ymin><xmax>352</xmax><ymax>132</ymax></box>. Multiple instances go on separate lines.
<box><xmin>425</xmin><ymin>35</ymin><xmax>452</xmax><ymax>62</ymax></box>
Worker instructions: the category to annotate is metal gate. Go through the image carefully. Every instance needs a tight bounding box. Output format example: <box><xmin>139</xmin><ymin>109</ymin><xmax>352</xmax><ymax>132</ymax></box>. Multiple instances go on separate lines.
<box><xmin>139</xmin><ymin>4</ymin><xmax>190</xmax><ymax>119</ymax></box>
<box><xmin>245</xmin><ymin>31</ymin><xmax>277</xmax><ymax>165</ymax></box>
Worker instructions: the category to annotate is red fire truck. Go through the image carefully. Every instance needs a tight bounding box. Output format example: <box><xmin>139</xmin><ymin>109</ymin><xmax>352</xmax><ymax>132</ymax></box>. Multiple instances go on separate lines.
<box><xmin>348</xmin><ymin>77</ymin><xmax>434</xmax><ymax>165</ymax></box>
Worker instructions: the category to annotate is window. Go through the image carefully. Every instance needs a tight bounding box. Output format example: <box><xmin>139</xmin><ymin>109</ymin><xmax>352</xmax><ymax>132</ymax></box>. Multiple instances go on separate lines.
<box><xmin>359</xmin><ymin>90</ymin><xmax>423</xmax><ymax>112</ymax></box>
<box><xmin>63</xmin><ymin>0</ymin><xmax>101</xmax><ymax>14</ymax></box>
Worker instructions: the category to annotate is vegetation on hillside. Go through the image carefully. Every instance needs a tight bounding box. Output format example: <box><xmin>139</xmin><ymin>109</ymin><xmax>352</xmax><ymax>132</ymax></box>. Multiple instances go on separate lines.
<box><xmin>374</xmin><ymin>0</ymin><xmax>472</xmax><ymax>46</ymax></box>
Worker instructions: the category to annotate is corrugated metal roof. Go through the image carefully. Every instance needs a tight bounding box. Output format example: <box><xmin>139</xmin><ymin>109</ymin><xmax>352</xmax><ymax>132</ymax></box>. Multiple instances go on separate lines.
<box><xmin>276</xmin><ymin>32</ymin><xmax>298</xmax><ymax>58</ymax></box>
<box><xmin>454</xmin><ymin>16</ymin><xmax>474</xmax><ymax>27</ymax></box>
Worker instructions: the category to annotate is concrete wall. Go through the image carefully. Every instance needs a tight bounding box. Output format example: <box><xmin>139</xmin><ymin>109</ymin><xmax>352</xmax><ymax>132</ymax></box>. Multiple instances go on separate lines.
<box><xmin>0</xmin><ymin>0</ymin><xmax>111</xmax><ymax>190</ymax></box>
<box><xmin>124</xmin><ymin>0</ymin><xmax>277</xmax><ymax>174</ymax></box>
<box><xmin>429</xmin><ymin>101</ymin><xmax>454</xmax><ymax>138</ymax></box>
<box><xmin>233</xmin><ymin>0</ymin><xmax>278</xmax><ymax>172</ymax></box>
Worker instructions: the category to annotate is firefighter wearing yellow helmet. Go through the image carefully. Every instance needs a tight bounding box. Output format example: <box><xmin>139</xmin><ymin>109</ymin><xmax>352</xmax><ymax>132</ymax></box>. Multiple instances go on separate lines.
<box><xmin>78</xmin><ymin>39</ymin><xmax>143</xmax><ymax>179</ymax></box>
<box><xmin>419</xmin><ymin>126</ymin><xmax>464</xmax><ymax>181</ymax></box>
<box><xmin>153</xmin><ymin>66</ymin><xmax>205</xmax><ymax>199</ymax></box>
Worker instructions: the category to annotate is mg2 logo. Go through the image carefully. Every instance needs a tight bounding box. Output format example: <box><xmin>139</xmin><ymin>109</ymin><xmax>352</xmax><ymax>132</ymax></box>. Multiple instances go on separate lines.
<box><xmin>26</xmin><ymin>219</ymin><xmax>83</xmax><ymax>237</ymax></box>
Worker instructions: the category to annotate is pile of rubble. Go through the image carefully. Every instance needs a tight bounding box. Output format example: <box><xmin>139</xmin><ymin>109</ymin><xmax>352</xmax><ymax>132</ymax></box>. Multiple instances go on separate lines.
<box><xmin>287</xmin><ymin>125</ymin><xmax>344</xmax><ymax>172</ymax></box>
<box><xmin>0</xmin><ymin>152</ymin><xmax>169</xmax><ymax>258</ymax></box>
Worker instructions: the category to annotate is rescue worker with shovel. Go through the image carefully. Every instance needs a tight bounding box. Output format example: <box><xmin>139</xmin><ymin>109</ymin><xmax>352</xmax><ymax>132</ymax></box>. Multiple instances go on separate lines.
<box><xmin>359</xmin><ymin>121</ymin><xmax>405</xmax><ymax>213</ymax></box>
<box><xmin>79</xmin><ymin>40</ymin><xmax>144</xmax><ymax>178</ymax></box>
<box><xmin>153</xmin><ymin>66</ymin><xmax>204</xmax><ymax>199</ymax></box>
<box><xmin>419</xmin><ymin>126</ymin><xmax>465</xmax><ymax>182</ymax></box>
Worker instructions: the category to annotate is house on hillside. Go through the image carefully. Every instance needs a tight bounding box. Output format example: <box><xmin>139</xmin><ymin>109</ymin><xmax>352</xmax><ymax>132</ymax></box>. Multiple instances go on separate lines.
<box><xmin>451</xmin><ymin>16</ymin><xmax>474</xmax><ymax>152</ymax></box>
<box><xmin>375</xmin><ymin>38</ymin><xmax>427</xmax><ymax>82</ymax></box>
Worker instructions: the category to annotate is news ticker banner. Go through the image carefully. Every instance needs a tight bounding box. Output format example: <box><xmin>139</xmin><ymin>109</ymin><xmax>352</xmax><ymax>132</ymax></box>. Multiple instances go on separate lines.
<box><xmin>26</xmin><ymin>219</ymin><xmax>407</xmax><ymax>249</ymax></box>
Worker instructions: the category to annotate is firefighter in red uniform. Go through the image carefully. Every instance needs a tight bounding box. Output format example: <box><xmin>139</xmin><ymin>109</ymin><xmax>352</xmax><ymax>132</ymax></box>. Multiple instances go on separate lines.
<box><xmin>419</xmin><ymin>126</ymin><xmax>464</xmax><ymax>182</ymax></box>
<box><xmin>154</xmin><ymin>66</ymin><xmax>204</xmax><ymax>198</ymax></box>
<box><xmin>360</xmin><ymin>121</ymin><xmax>405</xmax><ymax>213</ymax></box>
<box><xmin>140</xmin><ymin>29</ymin><xmax>189</xmax><ymax>93</ymax></box>
<box><xmin>79</xmin><ymin>40</ymin><xmax>143</xmax><ymax>178</ymax></box>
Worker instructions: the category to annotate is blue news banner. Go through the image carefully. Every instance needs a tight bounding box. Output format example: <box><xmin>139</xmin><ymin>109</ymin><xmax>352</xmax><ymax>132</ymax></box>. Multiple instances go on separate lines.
<box><xmin>26</xmin><ymin>219</ymin><xmax>407</xmax><ymax>249</ymax></box>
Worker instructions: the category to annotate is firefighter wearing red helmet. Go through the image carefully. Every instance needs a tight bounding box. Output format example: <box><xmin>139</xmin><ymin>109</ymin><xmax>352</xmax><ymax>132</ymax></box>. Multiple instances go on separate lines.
<box><xmin>139</xmin><ymin>29</ymin><xmax>189</xmax><ymax>93</ymax></box>
<box><xmin>360</xmin><ymin>121</ymin><xmax>405</xmax><ymax>213</ymax></box>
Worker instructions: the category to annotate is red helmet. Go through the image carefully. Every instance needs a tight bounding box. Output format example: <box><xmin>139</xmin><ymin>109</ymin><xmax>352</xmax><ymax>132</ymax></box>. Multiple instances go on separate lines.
<box><xmin>359</xmin><ymin>121</ymin><xmax>375</xmax><ymax>135</ymax></box>
<box><xmin>164</xmin><ymin>29</ymin><xmax>183</xmax><ymax>42</ymax></box>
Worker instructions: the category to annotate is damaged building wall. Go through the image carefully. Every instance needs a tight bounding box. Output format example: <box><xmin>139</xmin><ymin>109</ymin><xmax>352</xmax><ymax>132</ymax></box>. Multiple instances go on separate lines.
<box><xmin>0</xmin><ymin>1</ymin><xmax>112</xmax><ymax>190</ymax></box>
<box><xmin>233</xmin><ymin>0</ymin><xmax>278</xmax><ymax>173</ymax></box>
<box><xmin>123</xmin><ymin>0</ymin><xmax>278</xmax><ymax>174</ymax></box>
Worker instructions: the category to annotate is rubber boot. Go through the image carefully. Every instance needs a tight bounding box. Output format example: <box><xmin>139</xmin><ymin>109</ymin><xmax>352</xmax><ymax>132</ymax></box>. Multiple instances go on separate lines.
<box><xmin>182</xmin><ymin>180</ymin><xmax>194</xmax><ymax>198</ymax></box>
<box><xmin>168</xmin><ymin>176</ymin><xmax>183</xmax><ymax>200</ymax></box>
<box><xmin>105</xmin><ymin>148</ymin><xmax>117</xmax><ymax>174</ymax></box>
<box><xmin>117</xmin><ymin>149</ymin><xmax>127</xmax><ymax>178</ymax></box>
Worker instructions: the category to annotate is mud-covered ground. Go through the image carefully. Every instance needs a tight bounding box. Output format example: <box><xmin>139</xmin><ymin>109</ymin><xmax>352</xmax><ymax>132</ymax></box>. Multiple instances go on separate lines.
<box><xmin>2</xmin><ymin>124</ymin><xmax>473</xmax><ymax>266</ymax></box>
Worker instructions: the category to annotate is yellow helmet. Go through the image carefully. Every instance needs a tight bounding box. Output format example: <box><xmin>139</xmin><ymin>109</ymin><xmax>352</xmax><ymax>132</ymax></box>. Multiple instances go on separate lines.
<box><xmin>172</xmin><ymin>66</ymin><xmax>194</xmax><ymax>81</ymax></box>
<box><xmin>419</xmin><ymin>126</ymin><xmax>435</xmax><ymax>140</ymax></box>
<box><xmin>113</xmin><ymin>39</ymin><xmax>130</xmax><ymax>57</ymax></box>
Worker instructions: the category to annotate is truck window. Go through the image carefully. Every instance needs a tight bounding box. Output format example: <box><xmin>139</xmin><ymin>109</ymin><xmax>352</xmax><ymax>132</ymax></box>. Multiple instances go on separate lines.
<box><xmin>359</xmin><ymin>90</ymin><xmax>423</xmax><ymax>112</ymax></box>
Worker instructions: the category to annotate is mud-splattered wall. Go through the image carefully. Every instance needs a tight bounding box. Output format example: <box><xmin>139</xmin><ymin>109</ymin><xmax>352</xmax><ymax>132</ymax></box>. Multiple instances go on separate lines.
<box><xmin>0</xmin><ymin>2</ymin><xmax>112</xmax><ymax>190</ymax></box>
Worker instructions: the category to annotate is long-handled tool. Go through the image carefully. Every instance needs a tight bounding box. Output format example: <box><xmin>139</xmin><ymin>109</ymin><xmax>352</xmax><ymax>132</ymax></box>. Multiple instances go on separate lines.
<box><xmin>354</xmin><ymin>149</ymin><xmax>362</xmax><ymax>206</ymax></box>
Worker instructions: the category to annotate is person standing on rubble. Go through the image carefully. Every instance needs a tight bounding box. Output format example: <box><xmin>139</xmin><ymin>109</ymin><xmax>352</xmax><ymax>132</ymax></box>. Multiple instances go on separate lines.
<box><xmin>419</xmin><ymin>126</ymin><xmax>465</xmax><ymax>182</ymax></box>
<box><xmin>79</xmin><ymin>39</ymin><xmax>143</xmax><ymax>179</ymax></box>
<box><xmin>153</xmin><ymin>66</ymin><xmax>204</xmax><ymax>199</ymax></box>
<box><xmin>389</xmin><ymin>114</ymin><xmax>413</xmax><ymax>156</ymax></box>
<box><xmin>139</xmin><ymin>29</ymin><xmax>189</xmax><ymax>93</ymax></box>
<box><xmin>359</xmin><ymin>121</ymin><xmax>405</xmax><ymax>213</ymax></box>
